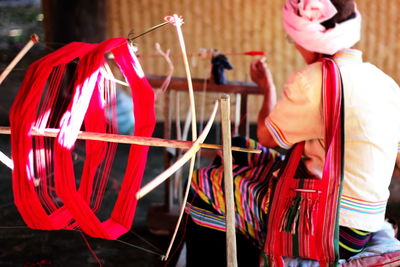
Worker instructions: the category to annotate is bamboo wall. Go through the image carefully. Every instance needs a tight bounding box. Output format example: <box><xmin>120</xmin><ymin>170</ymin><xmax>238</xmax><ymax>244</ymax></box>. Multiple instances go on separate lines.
<box><xmin>105</xmin><ymin>0</ymin><xmax>400</xmax><ymax>123</ymax></box>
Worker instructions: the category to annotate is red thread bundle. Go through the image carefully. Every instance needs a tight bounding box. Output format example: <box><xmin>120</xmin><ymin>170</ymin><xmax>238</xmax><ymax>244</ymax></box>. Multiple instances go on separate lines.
<box><xmin>10</xmin><ymin>38</ymin><xmax>155</xmax><ymax>239</ymax></box>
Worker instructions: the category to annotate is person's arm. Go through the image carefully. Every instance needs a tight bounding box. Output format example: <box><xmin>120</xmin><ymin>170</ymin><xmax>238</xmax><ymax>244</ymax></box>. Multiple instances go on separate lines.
<box><xmin>250</xmin><ymin>57</ymin><xmax>278</xmax><ymax>148</ymax></box>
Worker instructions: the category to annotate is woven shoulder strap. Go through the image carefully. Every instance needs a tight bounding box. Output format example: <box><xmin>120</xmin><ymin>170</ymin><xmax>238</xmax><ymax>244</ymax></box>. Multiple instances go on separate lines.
<box><xmin>264</xmin><ymin>58</ymin><xmax>344</xmax><ymax>266</ymax></box>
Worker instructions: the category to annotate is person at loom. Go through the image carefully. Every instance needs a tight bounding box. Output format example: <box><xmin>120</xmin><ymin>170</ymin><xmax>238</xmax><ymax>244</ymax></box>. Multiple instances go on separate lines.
<box><xmin>184</xmin><ymin>0</ymin><xmax>400</xmax><ymax>265</ymax></box>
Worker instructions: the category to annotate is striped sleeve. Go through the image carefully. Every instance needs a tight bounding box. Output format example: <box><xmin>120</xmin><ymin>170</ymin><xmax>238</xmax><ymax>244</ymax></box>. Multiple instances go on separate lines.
<box><xmin>265</xmin><ymin>117</ymin><xmax>294</xmax><ymax>149</ymax></box>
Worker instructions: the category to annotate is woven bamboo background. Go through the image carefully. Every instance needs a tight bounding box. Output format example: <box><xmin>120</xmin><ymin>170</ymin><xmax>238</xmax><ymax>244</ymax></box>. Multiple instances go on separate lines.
<box><xmin>105</xmin><ymin>0</ymin><xmax>400</xmax><ymax>123</ymax></box>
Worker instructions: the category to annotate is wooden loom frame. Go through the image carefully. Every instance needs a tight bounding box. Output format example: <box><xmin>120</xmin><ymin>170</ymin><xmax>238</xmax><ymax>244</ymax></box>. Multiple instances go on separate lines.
<box><xmin>3</xmin><ymin>16</ymin><xmax>400</xmax><ymax>267</ymax></box>
<box><xmin>0</xmin><ymin>98</ymin><xmax>249</xmax><ymax>266</ymax></box>
<box><xmin>0</xmin><ymin>16</ymin><xmax>260</xmax><ymax>266</ymax></box>
<box><xmin>145</xmin><ymin>75</ymin><xmax>263</xmax><ymax>234</ymax></box>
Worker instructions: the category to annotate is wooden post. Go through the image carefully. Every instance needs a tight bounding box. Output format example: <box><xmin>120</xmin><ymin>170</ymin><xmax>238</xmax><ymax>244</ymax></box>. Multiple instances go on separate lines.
<box><xmin>0</xmin><ymin>34</ymin><xmax>39</xmax><ymax>85</ymax></box>
<box><xmin>220</xmin><ymin>95</ymin><xmax>238</xmax><ymax>267</ymax></box>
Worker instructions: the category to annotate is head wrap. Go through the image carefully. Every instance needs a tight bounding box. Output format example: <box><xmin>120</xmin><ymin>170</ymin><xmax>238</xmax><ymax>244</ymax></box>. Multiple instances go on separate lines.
<box><xmin>283</xmin><ymin>0</ymin><xmax>362</xmax><ymax>55</ymax></box>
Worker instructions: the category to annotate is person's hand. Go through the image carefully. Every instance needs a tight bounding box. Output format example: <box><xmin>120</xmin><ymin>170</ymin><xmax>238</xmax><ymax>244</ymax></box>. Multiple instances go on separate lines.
<box><xmin>250</xmin><ymin>57</ymin><xmax>275</xmax><ymax>94</ymax></box>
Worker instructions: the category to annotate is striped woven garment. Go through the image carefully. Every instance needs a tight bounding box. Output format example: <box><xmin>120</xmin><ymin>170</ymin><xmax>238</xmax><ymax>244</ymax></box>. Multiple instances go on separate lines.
<box><xmin>187</xmin><ymin>137</ymin><xmax>314</xmax><ymax>247</ymax></box>
<box><xmin>187</xmin><ymin>58</ymin><xmax>344</xmax><ymax>265</ymax></box>
<box><xmin>264</xmin><ymin>58</ymin><xmax>344</xmax><ymax>266</ymax></box>
<box><xmin>189</xmin><ymin>138</ymin><xmax>284</xmax><ymax>248</ymax></box>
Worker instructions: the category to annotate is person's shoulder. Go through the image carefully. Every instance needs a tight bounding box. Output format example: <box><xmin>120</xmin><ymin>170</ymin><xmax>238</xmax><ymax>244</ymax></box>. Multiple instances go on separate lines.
<box><xmin>286</xmin><ymin>62</ymin><xmax>322</xmax><ymax>91</ymax></box>
<box><xmin>290</xmin><ymin>61</ymin><xmax>322</xmax><ymax>78</ymax></box>
<box><xmin>361</xmin><ymin>62</ymin><xmax>400</xmax><ymax>105</ymax></box>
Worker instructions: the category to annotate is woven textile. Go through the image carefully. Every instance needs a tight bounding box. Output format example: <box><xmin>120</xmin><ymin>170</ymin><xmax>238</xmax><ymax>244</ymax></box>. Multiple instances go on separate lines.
<box><xmin>186</xmin><ymin>137</ymin><xmax>312</xmax><ymax>248</ymax></box>
<box><xmin>190</xmin><ymin>138</ymin><xmax>282</xmax><ymax>247</ymax></box>
<box><xmin>264</xmin><ymin>58</ymin><xmax>344</xmax><ymax>266</ymax></box>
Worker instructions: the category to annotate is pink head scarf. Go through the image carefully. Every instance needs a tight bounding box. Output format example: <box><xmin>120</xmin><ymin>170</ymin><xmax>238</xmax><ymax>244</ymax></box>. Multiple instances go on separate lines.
<box><xmin>283</xmin><ymin>0</ymin><xmax>362</xmax><ymax>55</ymax></box>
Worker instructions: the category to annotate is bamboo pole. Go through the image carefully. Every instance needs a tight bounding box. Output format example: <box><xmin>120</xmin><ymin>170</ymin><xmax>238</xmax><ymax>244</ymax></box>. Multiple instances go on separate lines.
<box><xmin>166</xmin><ymin>14</ymin><xmax>198</xmax><ymax>141</ymax></box>
<box><xmin>0</xmin><ymin>151</ymin><xmax>13</xmax><ymax>170</ymax></box>
<box><xmin>0</xmin><ymin>34</ymin><xmax>39</xmax><ymax>85</ymax></box>
<box><xmin>162</xmin><ymin>154</ymin><xmax>196</xmax><ymax>261</ymax></box>
<box><xmin>161</xmin><ymin>15</ymin><xmax>204</xmax><ymax>262</ymax></box>
<box><xmin>220</xmin><ymin>95</ymin><xmax>238</xmax><ymax>267</ymax></box>
<box><xmin>0</xmin><ymin>127</ymin><xmax>260</xmax><ymax>154</ymax></box>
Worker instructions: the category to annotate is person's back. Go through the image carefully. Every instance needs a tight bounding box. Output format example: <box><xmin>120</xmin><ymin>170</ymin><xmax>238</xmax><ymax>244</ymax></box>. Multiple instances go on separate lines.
<box><xmin>339</xmin><ymin>54</ymin><xmax>400</xmax><ymax>231</ymax></box>
<box><xmin>289</xmin><ymin>49</ymin><xmax>400</xmax><ymax>232</ymax></box>
<box><xmin>265</xmin><ymin>47</ymin><xmax>400</xmax><ymax>232</ymax></box>
<box><xmin>257</xmin><ymin>0</ymin><xmax>400</xmax><ymax>258</ymax></box>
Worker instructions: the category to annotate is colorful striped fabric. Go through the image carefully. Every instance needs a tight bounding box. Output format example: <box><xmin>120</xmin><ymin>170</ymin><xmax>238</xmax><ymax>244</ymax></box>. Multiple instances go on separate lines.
<box><xmin>339</xmin><ymin>226</ymin><xmax>372</xmax><ymax>259</ymax></box>
<box><xmin>188</xmin><ymin>137</ymin><xmax>284</xmax><ymax>248</ymax></box>
<box><xmin>265</xmin><ymin>118</ymin><xmax>293</xmax><ymax>149</ymax></box>
<box><xmin>340</xmin><ymin>195</ymin><xmax>386</xmax><ymax>215</ymax></box>
<box><xmin>332</xmin><ymin>49</ymin><xmax>363</xmax><ymax>63</ymax></box>
<box><xmin>264</xmin><ymin>58</ymin><xmax>344</xmax><ymax>266</ymax></box>
<box><xmin>185</xmin><ymin>203</ymin><xmax>226</xmax><ymax>232</ymax></box>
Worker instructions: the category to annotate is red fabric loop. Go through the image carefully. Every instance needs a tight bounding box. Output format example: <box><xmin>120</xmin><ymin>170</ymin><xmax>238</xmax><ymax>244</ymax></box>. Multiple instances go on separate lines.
<box><xmin>10</xmin><ymin>38</ymin><xmax>155</xmax><ymax>239</ymax></box>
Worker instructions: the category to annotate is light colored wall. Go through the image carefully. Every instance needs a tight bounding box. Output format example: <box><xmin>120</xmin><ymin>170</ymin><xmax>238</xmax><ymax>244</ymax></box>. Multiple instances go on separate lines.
<box><xmin>106</xmin><ymin>0</ymin><xmax>400</xmax><ymax>122</ymax></box>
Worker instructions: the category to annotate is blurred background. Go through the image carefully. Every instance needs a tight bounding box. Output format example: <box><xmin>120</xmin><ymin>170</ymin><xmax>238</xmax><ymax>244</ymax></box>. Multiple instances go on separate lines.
<box><xmin>1</xmin><ymin>0</ymin><xmax>399</xmax><ymax>124</ymax></box>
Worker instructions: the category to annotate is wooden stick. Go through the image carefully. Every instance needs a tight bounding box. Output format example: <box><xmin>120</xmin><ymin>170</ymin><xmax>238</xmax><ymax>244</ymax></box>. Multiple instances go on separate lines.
<box><xmin>136</xmin><ymin>101</ymin><xmax>218</xmax><ymax>200</ymax></box>
<box><xmin>0</xmin><ymin>126</ymin><xmax>260</xmax><ymax>154</ymax></box>
<box><xmin>167</xmin><ymin>15</ymin><xmax>198</xmax><ymax>141</ymax></box>
<box><xmin>154</xmin><ymin>43</ymin><xmax>174</xmax><ymax>93</ymax></box>
<box><xmin>0</xmin><ymin>151</ymin><xmax>13</xmax><ymax>170</ymax></box>
<box><xmin>0</xmin><ymin>34</ymin><xmax>39</xmax><ymax>85</ymax></box>
<box><xmin>127</xmin><ymin>21</ymin><xmax>169</xmax><ymax>42</ymax></box>
<box><xmin>234</xmin><ymin>93</ymin><xmax>241</xmax><ymax>136</ymax></box>
<box><xmin>220</xmin><ymin>95</ymin><xmax>238</xmax><ymax>267</ymax></box>
<box><xmin>161</xmin><ymin>16</ymin><xmax>206</xmax><ymax>261</ymax></box>
<box><xmin>162</xmin><ymin>152</ymin><xmax>196</xmax><ymax>261</ymax></box>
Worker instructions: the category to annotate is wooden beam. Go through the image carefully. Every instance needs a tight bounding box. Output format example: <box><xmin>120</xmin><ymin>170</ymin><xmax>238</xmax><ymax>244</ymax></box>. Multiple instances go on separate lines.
<box><xmin>146</xmin><ymin>74</ymin><xmax>263</xmax><ymax>95</ymax></box>
<box><xmin>0</xmin><ymin>127</ymin><xmax>261</xmax><ymax>154</ymax></box>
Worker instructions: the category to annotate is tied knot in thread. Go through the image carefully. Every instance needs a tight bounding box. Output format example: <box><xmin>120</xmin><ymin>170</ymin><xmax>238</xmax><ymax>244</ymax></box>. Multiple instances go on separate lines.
<box><xmin>164</xmin><ymin>14</ymin><xmax>184</xmax><ymax>27</ymax></box>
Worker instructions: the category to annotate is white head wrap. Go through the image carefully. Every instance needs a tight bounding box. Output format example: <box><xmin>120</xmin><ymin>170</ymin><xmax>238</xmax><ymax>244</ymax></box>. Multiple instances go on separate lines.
<box><xmin>283</xmin><ymin>0</ymin><xmax>362</xmax><ymax>55</ymax></box>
